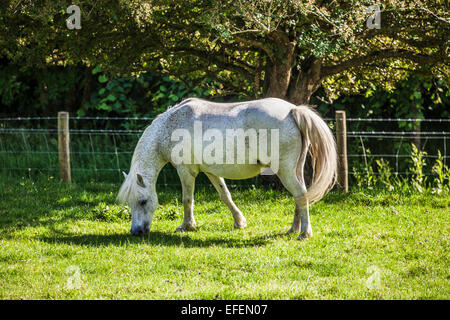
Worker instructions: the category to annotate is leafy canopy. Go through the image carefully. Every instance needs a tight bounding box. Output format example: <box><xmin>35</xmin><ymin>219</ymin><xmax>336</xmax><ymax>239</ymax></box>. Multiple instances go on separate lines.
<box><xmin>0</xmin><ymin>0</ymin><xmax>448</xmax><ymax>102</ymax></box>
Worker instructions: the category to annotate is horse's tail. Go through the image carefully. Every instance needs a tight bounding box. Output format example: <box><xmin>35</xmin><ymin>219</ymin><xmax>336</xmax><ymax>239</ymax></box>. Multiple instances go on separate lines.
<box><xmin>291</xmin><ymin>105</ymin><xmax>337</xmax><ymax>204</ymax></box>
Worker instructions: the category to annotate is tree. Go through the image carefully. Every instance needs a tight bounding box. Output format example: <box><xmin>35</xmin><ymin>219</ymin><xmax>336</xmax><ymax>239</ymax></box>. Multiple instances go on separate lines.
<box><xmin>1</xmin><ymin>0</ymin><xmax>448</xmax><ymax>104</ymax></box>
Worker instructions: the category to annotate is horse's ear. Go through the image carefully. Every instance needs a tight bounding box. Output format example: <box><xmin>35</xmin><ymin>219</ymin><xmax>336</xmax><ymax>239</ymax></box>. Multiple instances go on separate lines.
<box><xmin>136</xmin><ymin>173</ymin><xmax>146</xmax><ymax>188</ymax></box>
<box><xmin>122</xmin><ymin>171</ymin><xmax>128</xmax><ymax>180</ymax></box>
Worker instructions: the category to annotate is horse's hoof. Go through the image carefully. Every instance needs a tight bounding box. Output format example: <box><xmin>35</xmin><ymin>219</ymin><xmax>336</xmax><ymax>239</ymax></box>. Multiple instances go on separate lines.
<box><xmin>175</xmin><ymin>224</ymin><xmax>196</xmax><ymax>232</ymax></box>
<box><xmin>234</xmin><ymin>220</ymin><xmax>247</xmax><ymax>229</ymax></box>
<box><xmin>287</xmin><ymin>226</ymin><xmax>301</xmax><ymax>234</ymax></box>
<box><xmin>297</xmin><ymin>231</ymin><xmax>313</xmax><ymax>240</ymax></box>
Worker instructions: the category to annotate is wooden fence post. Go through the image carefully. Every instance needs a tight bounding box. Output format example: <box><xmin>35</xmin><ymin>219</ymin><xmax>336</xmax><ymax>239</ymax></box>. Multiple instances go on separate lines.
<box><xmin>336</xmin><ymin>110</ymin><xmax>348</xmax><ymax>192</ymax></box>
<box><xmin>58</xmin><ymin>111</ymin><xmax>71</xmax><ymax>183</ymax></box>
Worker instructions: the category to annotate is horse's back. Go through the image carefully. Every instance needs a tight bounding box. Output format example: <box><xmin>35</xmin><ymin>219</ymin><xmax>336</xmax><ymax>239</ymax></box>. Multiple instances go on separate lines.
<box><xmin>158</xmin><ymin>97</ymin><xmax>301</xmax><ymax>143</ymax></box>
<box><xmin>171</xmin><ymin>97</ymin><xmax>296</xmax><ymax>128</ymax></box>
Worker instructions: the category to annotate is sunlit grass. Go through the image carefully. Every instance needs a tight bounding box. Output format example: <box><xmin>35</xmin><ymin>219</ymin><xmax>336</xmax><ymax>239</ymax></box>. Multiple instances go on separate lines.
<box><xmin>0</xmin><ymin>176</ymin><xmax>448</xmax><ymax>299</ymax></box>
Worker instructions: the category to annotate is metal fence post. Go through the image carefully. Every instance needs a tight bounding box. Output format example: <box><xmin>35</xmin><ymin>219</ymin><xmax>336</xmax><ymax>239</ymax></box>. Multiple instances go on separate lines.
<box><xmin>58</xmin><ymin>111</ymin><xmax>71</xmax><ymax>183</ymax></box>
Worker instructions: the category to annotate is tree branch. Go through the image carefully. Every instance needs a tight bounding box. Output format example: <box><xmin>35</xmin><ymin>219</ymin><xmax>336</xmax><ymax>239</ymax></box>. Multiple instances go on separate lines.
<box><xmin>321</xmin><ymin>49</ymin><xmax>448</xmax><ymax>77</ymax></box>
<box><xmin>167</xmin><ymin>46</ymin><xmax>255</xmax><ymax>80</ymax></box>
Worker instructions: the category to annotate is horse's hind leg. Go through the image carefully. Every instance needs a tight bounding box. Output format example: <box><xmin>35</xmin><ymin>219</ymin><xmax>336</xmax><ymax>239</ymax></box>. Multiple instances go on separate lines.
<box><xmin>205</xmin><ymin>173</ymin><xmax>247</xmax><ymax>229</ymax></box>
<box><xmin>175</xmin><ymin>165</ymin><xmax>197</xmax><ymax>232</ymax></box>
<box><xmin>277</xmin><ymin>165</ymin><xmax>312</xmax><ymax>240</ymax></box>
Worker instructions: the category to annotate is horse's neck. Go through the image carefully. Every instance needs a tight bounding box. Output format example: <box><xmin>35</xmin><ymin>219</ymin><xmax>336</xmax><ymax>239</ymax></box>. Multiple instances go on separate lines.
<box><xmin>132</xmin><ymin>127</ymin><xmax>166</xmax><ymax>183</ymax></box>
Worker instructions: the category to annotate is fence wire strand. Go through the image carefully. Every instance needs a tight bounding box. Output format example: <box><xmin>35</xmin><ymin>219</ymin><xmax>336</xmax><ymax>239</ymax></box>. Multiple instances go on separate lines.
<box><xmin>1</xmin><ymin>115</ymin><xmax>449</xmax><ymax>184</ymax></box>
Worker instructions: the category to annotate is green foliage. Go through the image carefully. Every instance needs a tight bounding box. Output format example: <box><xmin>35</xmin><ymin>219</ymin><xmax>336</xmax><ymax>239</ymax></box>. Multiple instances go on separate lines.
<box><xmin>91</xmin><ymin>202</ymin><xmax>130</xmax><ymax>222</ymax></box>
<box><xmin>143</xmin><ymin>74</ymin><xmax>214</xmax><ymax>116</ymax></box>
<box><xmin>410</xmin><ymin>144</ymin><xmax>427</xmax><ymax>193</ymax></box>
<box><xmin>0</xmin><ymin>60</ymin><xmax>218</xmax><ymax>121</ymax></box>
<box><xmin>76</xmin><ymin>67</ymin><xmax>217</xmax><ymax>123</ymax></box>
<box><xmin>353</xmin><ymin>144</ymin><xmax>450</xmax><ymax>194</ymax></box>
<box><xmin>155</xmin><ymin>203</ymin><xmax>180</xmax><ymax>221</ymax></box>
<box><xmin>79</xmin><ymin>68</ymin><xmax>138</xmax><ymax>116</ymax></box>
<box><xmin>1</xmin><ymin>1</ymin><xmax>447</xmax><ymax>103</ymax></box>
<box><xmin>0</xmin><ymin>65</ymin><xmax>30</xmax><ymax>112</ymax></box>
<box><xmin>375</xmin><ymin>159</ymin><xmax>393</xmax><ymax>191</ymax></box>
<box><xmin>432</xmin><ymin>151</ymin><xmax>450</xmax><ymax>195</ymax></box>
<box><xmin>314</xmin><ymin>74</ymin><xmax>449</xmax><ymax>181</ymax></box>
<box><xmin>0</xmin><ymin>62</ymin><xmax>84</xmax><ymax>116</ymax></box>
<box><xmin>353</xmin><ymin>149</ymin><xmax>376</xmax><ymax>189</ymax></box>
<box><xmin>0</xmin><ymin>70</ymin><xmax>25</xmax><ymax>106</ymax></box>
<box><xmin>316</xmin><ymin>75</ymin><xmax>450</xmax><ymax>122</ymax></box>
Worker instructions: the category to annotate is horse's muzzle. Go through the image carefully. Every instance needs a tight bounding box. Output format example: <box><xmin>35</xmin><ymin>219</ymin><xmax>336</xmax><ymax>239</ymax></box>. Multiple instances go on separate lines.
<box><xmin>130</xmin><ymin>223</ymin><xmax>149</xmax><ymax>236</ymax></box>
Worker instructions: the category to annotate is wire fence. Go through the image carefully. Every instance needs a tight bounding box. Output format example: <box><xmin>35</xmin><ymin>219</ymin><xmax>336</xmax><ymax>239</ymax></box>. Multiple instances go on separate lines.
<box><xmin>0</xmin><ymin>115</ymin><xmax>449</xmax><ymax>186</ymax></box>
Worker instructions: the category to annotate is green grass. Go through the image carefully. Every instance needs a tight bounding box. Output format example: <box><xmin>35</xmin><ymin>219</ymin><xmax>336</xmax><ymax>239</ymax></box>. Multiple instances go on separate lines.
<box><xmin>0</xmin><ymin>176</ymin><xmax>449</xmax><ymax>299</ymax></box>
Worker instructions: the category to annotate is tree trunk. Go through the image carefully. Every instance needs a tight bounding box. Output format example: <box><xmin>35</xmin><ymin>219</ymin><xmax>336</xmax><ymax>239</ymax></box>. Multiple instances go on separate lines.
<box><xmin>264</xmin><ymin>55</ymin><xmax>322</xmax><ymax>105</ymax></box>
<box><xmin>264</xmin><ymin>42</ymin><xmax>296</xmax><ymax>99</ymax></box>
<box><xmin>287</xmin><ymin>57</ymin><xmax>322</xmax><ymax>105</ymax></box>
<box><xmin>260</xmin><ymin>56</ymin><xmax>322</xmax><ymax>189</ymax></box>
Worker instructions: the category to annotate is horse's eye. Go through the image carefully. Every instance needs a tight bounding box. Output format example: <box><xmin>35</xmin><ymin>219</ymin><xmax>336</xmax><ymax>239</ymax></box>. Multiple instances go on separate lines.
<box><xmin>139</xmin><ymin>199</ymin><xmax>147</xmax><ymax>206</ymax></box>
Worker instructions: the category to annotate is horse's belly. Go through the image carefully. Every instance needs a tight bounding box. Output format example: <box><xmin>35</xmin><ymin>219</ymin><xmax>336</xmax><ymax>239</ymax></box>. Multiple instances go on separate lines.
<box><xmin>201</xmin><ymin>164</ymin><xmax>264</xmax><ymax>180</ymax></box>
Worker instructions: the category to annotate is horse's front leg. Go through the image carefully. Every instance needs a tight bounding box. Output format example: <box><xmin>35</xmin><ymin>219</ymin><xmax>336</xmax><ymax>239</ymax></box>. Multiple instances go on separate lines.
<box><xmin>205</xmin><ymin>173</ymin><xmax>247</xmax><ymax>229</ymax></box>
<box><xmin>175</xmin><ymin>165</ymin><xmax>197</xmax><ymax>232</ymax></box>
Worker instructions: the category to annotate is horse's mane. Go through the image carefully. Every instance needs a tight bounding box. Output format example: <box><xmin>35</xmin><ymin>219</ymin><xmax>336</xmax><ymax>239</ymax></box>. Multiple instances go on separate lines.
<box><xmin>117</xmin><ymin>165</ymin><xmax>141</xmax><ymax>205</ymax></box>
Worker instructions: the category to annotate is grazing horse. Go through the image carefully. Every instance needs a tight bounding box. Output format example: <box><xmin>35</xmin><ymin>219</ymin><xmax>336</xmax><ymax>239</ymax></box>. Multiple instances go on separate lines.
<box><xmin>117</xmin><ymin>98</ymin><xmax>337</xmax><ymax>240</ymax></box>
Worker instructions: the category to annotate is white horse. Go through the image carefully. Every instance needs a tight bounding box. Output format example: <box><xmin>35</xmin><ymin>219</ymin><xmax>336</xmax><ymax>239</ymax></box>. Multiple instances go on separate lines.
<box><xmin>117</xmin><ymin>97</ymin><xmax>337</xmax><ymax>240</ymax></box>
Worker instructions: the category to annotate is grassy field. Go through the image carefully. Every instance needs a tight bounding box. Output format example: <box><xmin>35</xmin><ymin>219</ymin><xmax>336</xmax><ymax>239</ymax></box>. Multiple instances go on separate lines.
<box><xmin>0</xmin><ymin>176</ymin><xmax>448</xmax><ymax>299</ymax></box>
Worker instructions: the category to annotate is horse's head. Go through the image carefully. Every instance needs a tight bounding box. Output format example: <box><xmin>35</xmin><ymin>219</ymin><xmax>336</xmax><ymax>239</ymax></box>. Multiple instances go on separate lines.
<box><xmin>117</xmin><ymin>171</ymin><xmax>157</xmax><ymax>236</ymax></box>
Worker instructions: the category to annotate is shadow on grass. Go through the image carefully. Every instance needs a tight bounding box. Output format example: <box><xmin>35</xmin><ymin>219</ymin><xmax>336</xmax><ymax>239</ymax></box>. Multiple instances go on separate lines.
<box><xmin>320</xmin><ymin>191</ymin><xmax>353</xmax><ymax>204</ymax></box>
<box><xmin>38</xmin><ymin>230</ymin><xmax>290</xmax><ymax>248</ymax></box>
